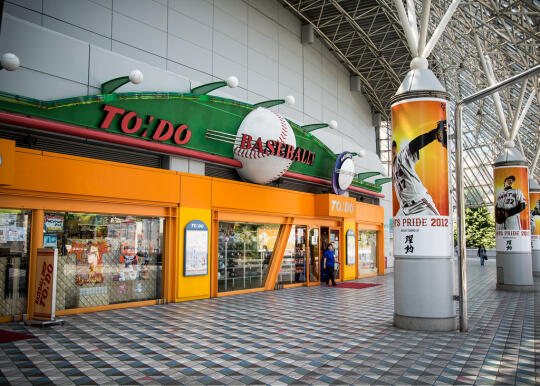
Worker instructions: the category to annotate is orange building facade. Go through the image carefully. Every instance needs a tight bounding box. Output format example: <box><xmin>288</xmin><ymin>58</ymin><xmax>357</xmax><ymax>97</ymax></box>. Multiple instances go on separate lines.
<box><xmin>0</xmin><ymin>138</ymin><xmax>385</xmax><ymax>322</ymax></box>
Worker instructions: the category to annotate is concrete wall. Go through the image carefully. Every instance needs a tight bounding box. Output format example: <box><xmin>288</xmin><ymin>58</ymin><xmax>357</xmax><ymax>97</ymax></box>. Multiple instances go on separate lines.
<box><xmin>1</xmin><ymin>0</ymin><xmax>381</xmax><ymax>174</ymax></box>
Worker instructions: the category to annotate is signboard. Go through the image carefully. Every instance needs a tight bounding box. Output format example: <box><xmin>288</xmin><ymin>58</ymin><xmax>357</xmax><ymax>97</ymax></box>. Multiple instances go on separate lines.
<box><xmin>44</xmin><ymin>214</ymin><xmax>63</xmax><ymax>232</ymax></box>
<box><xmin>494</xmin><ymin>166</ymin><xmax>530</xmax><ymax>252</ymax></box>
<box><xmin>33</xmin><ymin>248</ymin><xmax>58</xmax><ymax>320</ymax></box>
<box><xmin>531</xmin><ymin>192</ymin><xmax>540</xmax><ymax>250</ymax></box>
<box><xmin>314</xmin><ymin>194</ymin><xmax>356</xmax><ymax>219</ymax></box>
<box><xmin>392</xmin><ymin>98</ymin><xmax>451</xmax><ymax>257</ymax></box>
<box><xmin>0</xmin><ymin>90</ymin><xmax>382</xmax><ymax>194</ymax></box>
<box><xmin>332</xmin><ymin>152</ymin><xmax>356</xmax><ymax>195</ymax></box>
<box><xmin>184</xmin><ymin>220</ymin><xmax>209</xmax><ymax>276</ymax></box>
<box><xmin>346</xmin><ymin>229</ymin><xmax>355</xmax><ymax>265</ymax></box>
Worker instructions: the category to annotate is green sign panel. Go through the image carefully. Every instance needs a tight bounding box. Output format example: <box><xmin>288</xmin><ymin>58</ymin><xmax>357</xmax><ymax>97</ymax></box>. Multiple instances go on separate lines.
<box><xmin>0</xmin><ymin>90</ymin><xmax>381</xmax><ymax>193</ymax></box>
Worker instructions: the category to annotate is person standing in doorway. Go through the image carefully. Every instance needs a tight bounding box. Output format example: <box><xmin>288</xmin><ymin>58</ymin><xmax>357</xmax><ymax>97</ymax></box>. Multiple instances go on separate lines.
<box><xmin>323</xmin><ymin>243</ymin><xmax>337</xmax><ymax>286</ymax></box>
<box><xmin>477</xmin><ymin>244</ymin><xmax>487</xmax><ymax>266</ymax></box>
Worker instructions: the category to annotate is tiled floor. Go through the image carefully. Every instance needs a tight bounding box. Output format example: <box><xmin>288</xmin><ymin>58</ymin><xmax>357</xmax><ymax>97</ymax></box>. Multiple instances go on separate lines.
<box><xmin>0</xmin><ymin>260</ymin><xmax>538</xmax><ymax>385</ymax></box>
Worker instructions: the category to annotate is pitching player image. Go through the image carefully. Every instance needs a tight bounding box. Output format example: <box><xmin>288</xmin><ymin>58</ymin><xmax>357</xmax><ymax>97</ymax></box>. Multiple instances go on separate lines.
<box><xmin>495</xmin><ymin>176</ymin><xmax>527</xmax><ymax>230</ymax></box>
<box><xmin>393</xmin><ymin>120</ymin><xmax>447</xmax><ymax>216</ymax></box>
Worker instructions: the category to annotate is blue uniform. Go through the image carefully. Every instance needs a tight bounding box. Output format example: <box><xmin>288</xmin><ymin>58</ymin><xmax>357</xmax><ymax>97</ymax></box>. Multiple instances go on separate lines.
<box><xmin>323</xmin><ymin>249</ymin><xmax>335</xmax><ymax>267</ymax></box>
<box><xmin>323</xmin><ymin>249</ymin><xmax>336</xmax><ymax>286</ymax></box>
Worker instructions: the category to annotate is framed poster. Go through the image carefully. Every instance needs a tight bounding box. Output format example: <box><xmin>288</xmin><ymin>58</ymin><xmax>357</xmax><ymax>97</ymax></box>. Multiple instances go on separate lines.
<box><xmin>44</xmin><ymin>215</ymin><xmax>63</xmax><ymax>232</ymax></box>
<box><xmin>346</xmin><ymin>229</ymin><xmax>355</xmax><ymax>265</ymax></box>
<box><xmin>184</xmin><ymin>220</ymin><xmax>209</xmax><ymax>276</ymax></box>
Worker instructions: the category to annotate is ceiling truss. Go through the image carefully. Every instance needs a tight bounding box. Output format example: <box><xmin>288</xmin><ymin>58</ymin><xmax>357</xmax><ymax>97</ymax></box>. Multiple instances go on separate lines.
<box><xmin>279</xmin><ymin>0</ymin><xmax>539</xmax><ymax>206</ymax></box>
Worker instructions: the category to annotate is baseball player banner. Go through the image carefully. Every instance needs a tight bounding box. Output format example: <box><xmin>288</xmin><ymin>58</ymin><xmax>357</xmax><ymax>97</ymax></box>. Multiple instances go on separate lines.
<box><xmin>531</xmin><ymin>192</ymin><xmax>540</xmax><ymax>250</ymax></box>
<box><xmin>391</xmin><ymin>98</ymin><xmax>451</xmax><ymax>257</ymax></box>
<box><xmin>494</xmin><ymin>166</ymin><xmax>530</xmax><ymax>252</ymax></box>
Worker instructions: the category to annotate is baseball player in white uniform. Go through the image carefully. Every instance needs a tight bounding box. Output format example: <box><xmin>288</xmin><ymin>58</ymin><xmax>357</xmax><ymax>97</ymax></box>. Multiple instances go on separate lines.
<box><xmin>495</xmin><ymin>176</ymin><xmax>527</xmax><ymax>230</ymax></box>
<box><xmin>530</xmin><ymin>199</ymin><xmax>539</xmax><ymax>234</ymax></box>
<box><xmin>392</xmin><ymin>120</ymin><xmax>446</xmax><ymax>217</ymax></box>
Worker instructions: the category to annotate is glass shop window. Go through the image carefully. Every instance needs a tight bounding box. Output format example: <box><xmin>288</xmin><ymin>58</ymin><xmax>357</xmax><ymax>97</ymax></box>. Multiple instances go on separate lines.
<box><xmin>218</xmin><ymin>221</ymin><xmax>280</xmax><ymax>292</ymax></box>
<box><xmin>358</xmin><ymin>230</ymin><xmax>377</xmax><ymax>276</ymax></box>
<box><xmin>278</xmin><ymin>226</ymin><xmax>307</xmax><ymax>285</ymax></box>
<box><xmin>0</xmin><ymin>209</ymin><xmax>31</xmax><ymax>317</ymax></box>
<box><xmin>43</xmin><ymin>212</ymin><xmax>164</xmax><ymax>310</ymax></box>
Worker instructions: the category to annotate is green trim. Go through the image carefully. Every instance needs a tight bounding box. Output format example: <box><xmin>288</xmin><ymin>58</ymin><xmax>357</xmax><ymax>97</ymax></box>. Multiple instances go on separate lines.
<box><xmin>302</xmin><ymin>123</ymin><xmax>328</xmax><ymax>132</ymax></box>
<box><xmin>100</xmin><ymin>76</ymin><xmax>130</xmax><ymax>95</ymax></box>
<box><xmin>374</xmin><ymin>178</ymin><xmax>392</xmax><ymax>186</ymax></box>
<box><xmin>253</xmin><ymin>99</ymin><xmax>285</xmax><ymax>108</ymax></box>
<box><xmin>190</xmin><ymin>81</ymin><xmax>227</xmax><ymax>95</ymax></box>
<box><xmin>357</xmin><ymin>172</ymin><xmax>380</xmax><ymax>181</ymax></box>
<box><xmin>0</xmin><ymin>90</ymin><xmax>382</xmax><ymax>194</ymax></box>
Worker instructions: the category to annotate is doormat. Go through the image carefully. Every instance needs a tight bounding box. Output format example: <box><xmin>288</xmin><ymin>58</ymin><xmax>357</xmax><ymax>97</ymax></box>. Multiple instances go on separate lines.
<box><xmin>0</xmin><ymin>329</ymin><xmax>35</xmax><ymax>344</ymax></box>
<box><xmin>335</xmin><ymin>283</ymin><xmax>381</xmax><ymax>289</ymax></box>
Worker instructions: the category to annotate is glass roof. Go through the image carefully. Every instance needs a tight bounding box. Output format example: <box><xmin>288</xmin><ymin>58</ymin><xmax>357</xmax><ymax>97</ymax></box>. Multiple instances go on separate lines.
<box><xmin>279</xmin><ymin>0</ymin><xmax>539</xmax><ymax>207</ymax></box>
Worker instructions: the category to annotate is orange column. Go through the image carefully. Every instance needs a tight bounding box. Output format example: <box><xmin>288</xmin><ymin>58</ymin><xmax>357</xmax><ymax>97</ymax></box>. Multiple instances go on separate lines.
<box><xmin>264</xmin><ymin>218</ymin><xmax>293</xmax><ymax>290</ymax></box>
<box><xmin>210</xmin><ymin>211</ymin><xmax>219</xmax><ymax>298</ymax></box>
<box><xmin>27</xmin><ymin>208</ymin><xmax>44</xmax><ymax>320</ymax></box>
<box><xmin>163</xmin><ymin>207</ymin><xmax>178</xmax><ymax>303</ymax></box>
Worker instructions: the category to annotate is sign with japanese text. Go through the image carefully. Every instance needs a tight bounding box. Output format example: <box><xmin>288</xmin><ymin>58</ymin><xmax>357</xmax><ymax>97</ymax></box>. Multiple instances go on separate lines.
<box><xmin>346</xmin><ymin>229</ymin><xmax>355</xmax><ymax>265</ymax></box>
<box><xmin>33</xmin><ymin>248</ymin><xmax>58</xmax><ymax>320</ymax></box>
<box><xmin>494</xmin><ymin>166</ymin><xmax>530</xmax><ymax>252</ymax></box>
<box><xmin>391</xmin><ymin>98</ymin><xmax>451</xmax><ymax>257</ymax></box>
<box><xmin>184</xmin><ymin>220</ymin><xmax>209</xmax><ymax>276</ymax></box>
<box><xmin>530</xmin><ymin>192</ymin><xmax>540</xmax><ymax>250</ymax></box>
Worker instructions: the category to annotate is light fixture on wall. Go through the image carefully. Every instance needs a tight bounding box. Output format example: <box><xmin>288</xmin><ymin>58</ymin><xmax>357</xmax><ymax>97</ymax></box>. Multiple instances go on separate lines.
<box><xmin>0</xmin><ymin>53</ymin><xmax>20</xmax><ymax>71</ymax></box>
<box><xmin>191</xmin><ymin>75</ymin><xmax>239</xmax><ymax>95</ymax></box>
<box><xmin>301</xmin><ymin>120</ymin><xmax>338</xmax><ymax>133</ymax></box>
<box><xmin>100</xmin><ymin>69</ymin><xmax>144</xmax><ymax>94</ymax></box>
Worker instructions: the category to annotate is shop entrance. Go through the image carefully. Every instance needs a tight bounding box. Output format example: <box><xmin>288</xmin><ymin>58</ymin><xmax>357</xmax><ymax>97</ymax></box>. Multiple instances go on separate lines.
<box><xmin>319</xmin><ymin>226</ymin><xmax>340</xmax><ymax>282</ymax></box>
<box><xmin>308</xmin><ymin>227</ymin><xmax>320</xmax><ymax>284</ymax></box>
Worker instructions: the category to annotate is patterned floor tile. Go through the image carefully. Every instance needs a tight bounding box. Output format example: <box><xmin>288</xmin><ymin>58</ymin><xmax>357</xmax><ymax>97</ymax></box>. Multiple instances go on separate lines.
<box><xmin>0</xmin><ymin>261</ymin><xmax>538</xmax><ymax>385</ymax></box>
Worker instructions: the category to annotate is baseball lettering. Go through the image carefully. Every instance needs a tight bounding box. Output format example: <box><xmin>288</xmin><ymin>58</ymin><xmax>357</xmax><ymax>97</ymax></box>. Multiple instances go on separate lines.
<box><xmin>100</xmin><ymin>105</ymin><xmax>192</xmax><ymax>146</ymax></box>
<box><xmin>238</xmin><ymin>133</ymin><xmax>315</xmax><ymax>166</ymax></box>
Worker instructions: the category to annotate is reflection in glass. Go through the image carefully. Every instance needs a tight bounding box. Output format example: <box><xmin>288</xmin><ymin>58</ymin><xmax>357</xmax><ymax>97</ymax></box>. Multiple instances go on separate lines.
<box><xmin>44</xmin><ymin>212</ymin><xmax>163</xmax><ymax>310</ymax></box>
<box><xmin>309</xmin><ymin>228</ymin><xmax>320</xmax><ymax>282</ymax></box>
<box><xmin>218</xmin><ymin>222</ymin><xmax>280</xmax><ymax>292</ymax></box>
<box><xmin>0</xmin><ymin>209</ymin><xmax>31</xmax><ymax>317</ymax></box>
<box><xmin>358</xmin><ymin>230</ymin><xmax>377</xmax><ymax>275</ymax></box>
<box><xmin>279</xmin><ymin>226</ymin><xmax>307</xmax><ymax>285</ymax></box>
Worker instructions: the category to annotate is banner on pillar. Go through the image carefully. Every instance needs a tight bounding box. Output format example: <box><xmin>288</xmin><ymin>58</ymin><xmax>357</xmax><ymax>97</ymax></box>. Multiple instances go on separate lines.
<box><xmin>494</xmin><ymin>166</ymin><xmax>530</xmax><ymax>252</ymax></box>
<box><xmin>529</xmin><ymin>192</ymin><xmax>540</xmax><ymax>250</ymax></box>
<box><xmin>391</xmin><ymin>98</ymin><xmax>451</xmax><ymax>257</ymax></box>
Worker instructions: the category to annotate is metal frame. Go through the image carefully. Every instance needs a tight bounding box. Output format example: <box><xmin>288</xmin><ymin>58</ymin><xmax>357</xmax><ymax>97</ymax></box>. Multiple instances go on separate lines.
<box><xmin>455</xmin><ymin>63</ymin><xmax>540</xmax><ymax>332</ymax></box>
<box><xmin>278</xmin><ymin>0</ymin><xmax>539</xmax><ymax>207</ymax></box>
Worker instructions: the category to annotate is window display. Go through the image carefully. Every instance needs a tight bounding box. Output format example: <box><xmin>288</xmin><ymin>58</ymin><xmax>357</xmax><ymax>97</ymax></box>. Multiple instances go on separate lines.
<box><xmin>218</xmin><ymin>222</ymin><xmax>280</xmax><ymax>292</ymax></box>
<box><xmin>44</xmin><ymin>212</ymin><xmax>164</xmax><ymax>310</ymax></box>
<box><xmin>278</xmin><ymin>226</ymin><xmax>307</xmax><ymax>285</ymax></box>
<box><xmin>358</xmin><ymin>230</ymin><xmax>377</xmax><ymax>276</ymax></box>
<box><xmin>0</xmin><ymin>209</ymin><xmax>31</xmax><ymax>317</ymax></box>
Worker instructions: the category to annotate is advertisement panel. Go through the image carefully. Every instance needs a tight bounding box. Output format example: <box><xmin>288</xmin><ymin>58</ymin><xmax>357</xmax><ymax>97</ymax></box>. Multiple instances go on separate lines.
<box><xmin>531</xmin><ymin>192</ymin><xmax>540</xmax><ymax>250</ymax></box>
<box><xmin>494</xmin><ymin>166</ymin><xmax>530</xmax><ymax>252</ymax></box>
<box><xmin>184</xmin><ymin>220</ymin><xmax>209</xmax><ymax>276</ymax></box>
<box><xmin>391</xmin><ymin>98</ymin><xmax>450</xmax><ymax>257</ymax></box>
<box><xmin>33</xmin><ymin>248</ymin><xmax>58</xmax><ymax>320</ymax></box>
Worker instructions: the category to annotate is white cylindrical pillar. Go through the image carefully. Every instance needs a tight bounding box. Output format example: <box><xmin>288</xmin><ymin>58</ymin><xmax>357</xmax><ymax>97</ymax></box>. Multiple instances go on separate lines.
<box><xmin>529</xmin><ymin>178</ymin><xmax>540</xmax><ymax>276</ymax></box>
<box><xmin>493</xmin><ymin>148</ymin><xmax>533</xmax><ymax>290</ymax></box>
<box><xmin>391</xmin><ymin>65</ymin><xmax>456</xmax><ymax>331</ymax></box>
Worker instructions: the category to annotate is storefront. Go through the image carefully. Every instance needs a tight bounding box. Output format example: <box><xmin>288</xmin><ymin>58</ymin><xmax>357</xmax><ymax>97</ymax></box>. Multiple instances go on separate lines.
<box><xmin>0</xmin><ymin>79</ymin><xmax>386</xmax><ymax>322</ymax></box>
